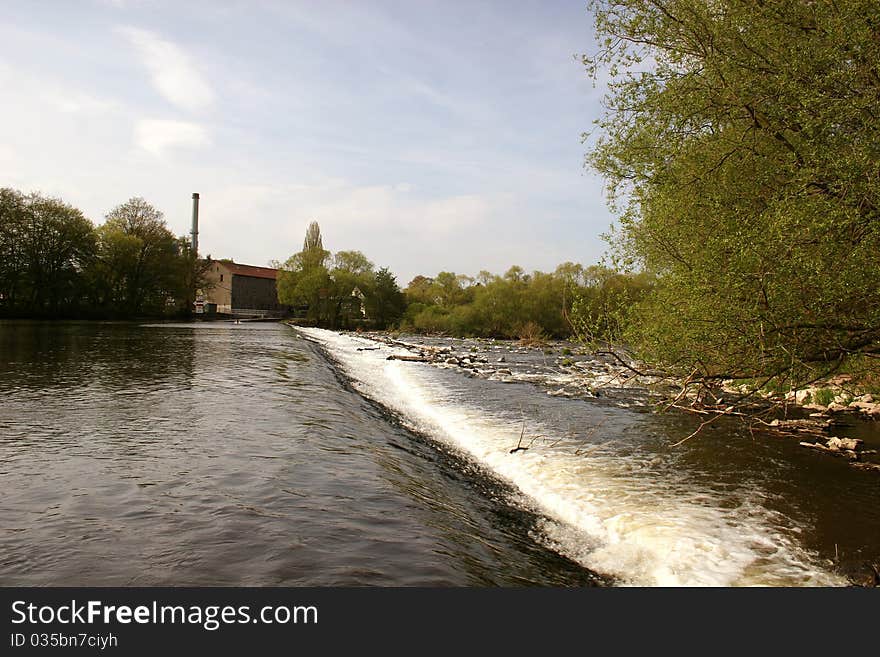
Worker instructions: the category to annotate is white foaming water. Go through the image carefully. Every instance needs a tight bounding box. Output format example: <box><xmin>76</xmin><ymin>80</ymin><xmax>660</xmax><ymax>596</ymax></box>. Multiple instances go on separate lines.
<box><xmin>298</xmin><ymin>328</ymin><xmax>845</xmax><ymax>587</ymax></box>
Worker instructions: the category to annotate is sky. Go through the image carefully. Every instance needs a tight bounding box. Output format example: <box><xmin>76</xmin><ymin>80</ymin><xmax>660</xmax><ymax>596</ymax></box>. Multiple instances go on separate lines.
<box><xmin>0</xmin><ymin>0</ymin><xmax>613</xmax><ymax>285</ymax></box>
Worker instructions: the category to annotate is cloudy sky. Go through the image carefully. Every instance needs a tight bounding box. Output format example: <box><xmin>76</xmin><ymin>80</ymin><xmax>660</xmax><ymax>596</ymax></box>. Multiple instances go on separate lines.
<box><xmin>1</xmin><ymin>0</ymin><xmax>612</xmax><ymax>284</ymax></box>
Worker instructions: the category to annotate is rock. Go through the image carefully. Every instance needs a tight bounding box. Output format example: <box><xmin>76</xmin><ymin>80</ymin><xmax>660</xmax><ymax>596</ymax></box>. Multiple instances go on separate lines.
<box><xmin>444</xmin><ymin>357</ymin><xmax>458</xmax><ymax>365</ymax></box>
<box><xmin>794</xmin><ymin>389</ymin><xmax>812</xmax><ymax>404</ymax></box>
<box><xmin>827</xmin><ymin>402</ymin><xmax>849</xmax><ymax>412</ymax></box>
<box><xmin>852</xmin><ymin>462</ymin><xmax>880</xmax><ymax>473</ymax></box>
<box><xmin>496</xmin><ymin>369</ymin><xmax>512</xmax><ymax>375</ymax></box>
<box><xmin>850</xmin><ymin>401</ymin><xmax>880</xmax><ymax>416</ymax></box>
<box><xmin>497</xmin><ymin>356</ymin><xmax>506</xmax><ymax>363</ymax></box>
<box><xmin>827</xmin><ymin>437</ymin><xmax>862</xmax><ymax>451</ymax></box>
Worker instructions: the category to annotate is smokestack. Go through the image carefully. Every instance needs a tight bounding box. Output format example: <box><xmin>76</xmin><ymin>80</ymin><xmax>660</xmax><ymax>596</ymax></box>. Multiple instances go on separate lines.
<box><xmin>190</xmin><ymin>192</ymin><xmax>199</xmax><ymax>255</ymax></box>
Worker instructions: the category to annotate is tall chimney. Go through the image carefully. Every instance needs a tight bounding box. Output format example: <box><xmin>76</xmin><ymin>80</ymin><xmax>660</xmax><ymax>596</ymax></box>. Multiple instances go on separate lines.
<box><xmin>190</xmin><ymin>192</ymin><xmax>199</xmax><ymax>255</ymax></box>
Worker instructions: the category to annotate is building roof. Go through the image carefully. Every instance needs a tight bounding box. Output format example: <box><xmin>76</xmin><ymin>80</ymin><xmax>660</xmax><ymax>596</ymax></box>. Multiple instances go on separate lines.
<box><xmin>220</xmin><ymin>261</ymin><xmax>278</xmax><ymax>280</ymax></box>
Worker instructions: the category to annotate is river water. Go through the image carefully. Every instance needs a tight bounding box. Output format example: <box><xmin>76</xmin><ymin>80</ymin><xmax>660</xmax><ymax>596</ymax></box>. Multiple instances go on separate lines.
<box><xmin>1</xmin><ymin>321</ymin><xmax>878</xmax><ymax>586</ymax></box>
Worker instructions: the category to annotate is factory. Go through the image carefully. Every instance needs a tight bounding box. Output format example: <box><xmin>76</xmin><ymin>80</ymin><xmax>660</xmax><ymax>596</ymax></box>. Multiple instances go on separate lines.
<box><xmin>200</xmin><ymin>260</ymin><xmax>283</xmax><ymax>316</ymax></box>
<box><xmin>189</xmin><ymin>193</ymin><xmax>287</xmax><ymax>317</ymax></box>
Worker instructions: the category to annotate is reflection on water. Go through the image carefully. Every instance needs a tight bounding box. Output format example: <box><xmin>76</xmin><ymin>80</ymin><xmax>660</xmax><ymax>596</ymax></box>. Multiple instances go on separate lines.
<box><xmin>0</xmin><ymin>321</ymin><xmax>601</xmax><ymax>586</ymax></box>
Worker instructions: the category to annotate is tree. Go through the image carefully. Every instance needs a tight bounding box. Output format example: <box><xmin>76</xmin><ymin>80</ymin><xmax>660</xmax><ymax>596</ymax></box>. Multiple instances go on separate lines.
<box><xmin>278</xmin><ymin>221</ymin><xmax>333</xmax><ymax>323</ymax></box>
<box><xmin>404</xmin><ymin>275</ymin><xmax>435</xmax><ymax>305</ymax></box>
<box><xmin>328</xmin><ymin>250</ymin><xmax>374</xmax><ymax>328</ymax></box>
<box><xmin>93</xmin><ymin>197</ymin><xmax>182</xmax><ymax>314</ymax></box>
<box><xmin>368</xmin><ymin>267</ymin><xmax>406</xmax><ymax>329</ymax></box>
<box><xmin>0</xmin><ymin>189</ymin><xmax>96</xmax><ymax>314</ymax></box>
<box><xmin>298</xmin><ymin>220</ymin><xmax>329</xmax><ymax>271</ymax></box>
<box><xmin>584</xmin><ymin>0</ymin><xmax>880</xmax><ymax>389</ymax></box>
<box><xmin>303</xmin><ymin>220</ymin><xmax>323</xmax><ymax>252</ymax></box>
<box><xmin>0</xmin><ymin>188</ymin><xmax>29</xmax><ymax>311</ymax></box>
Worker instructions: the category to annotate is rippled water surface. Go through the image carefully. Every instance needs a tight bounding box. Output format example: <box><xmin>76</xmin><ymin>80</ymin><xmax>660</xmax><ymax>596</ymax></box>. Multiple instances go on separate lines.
<box><xmin>1</xmin><ymin>321</ymin><xmax>878</xmax><ymax>586</ymax></box>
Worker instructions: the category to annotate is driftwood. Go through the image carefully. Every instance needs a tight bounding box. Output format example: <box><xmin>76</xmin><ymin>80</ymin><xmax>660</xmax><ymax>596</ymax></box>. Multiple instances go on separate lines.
<box><xmin>510</xmin><ymin>418</ymin><xmax>533</xmax><ymax>454</ymax></box>
<box><xmin>386</xmin><ymin>354</ymin><xmax>431</xmax><ymax>362</ymax></box>
<box><xmin>799</xmin><ymin>439</ymin><xmax>861</xmax><ymax>461</ymax></box>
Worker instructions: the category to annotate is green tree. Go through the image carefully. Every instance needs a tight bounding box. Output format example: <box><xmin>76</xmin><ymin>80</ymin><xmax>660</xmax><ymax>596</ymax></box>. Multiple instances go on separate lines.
<box><xmin>92</xmin><ymin>197</ymin><xmax>183</xmax><ymax>314</ymax></box>
<box><xmin>278</xmin><ymin>221</ymin><xmax>334</xmax><ymax>323</ymax></box>
<box><xmin>368</xmin><ymin>267</ymin><xmax>406</xmax><ymax>329</ymax></box>
<box><xmin>0</xmin><ymin>188</ymin><xmax>29</xmax><ymax>311</ymax></box>
<box><xmin>0</xmin><ymin>189</ymin><xmax>96</xmax><ymax>314</ymax></box>
<box><xmin>404</xmin><ymin>275</ymin><xmax>435</xmax><ymax>305</ymax></box>
<box><xmin>584</xmin><ymin>0</ymin><xmax>880</xmax><ymax>387</ymax></box>
<box><xmin>328</xmin><ymin>250</ymin><xmax>374</xmax><ymax>328</ymax></box>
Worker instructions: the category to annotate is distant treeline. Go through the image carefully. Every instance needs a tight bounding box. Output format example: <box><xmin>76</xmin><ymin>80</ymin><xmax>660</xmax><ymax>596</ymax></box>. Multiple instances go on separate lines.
<box><xmin>278</xmin><ymin>221</ymin><xmax>653</xmax><ymax>339</ymax></box>
<box><xmin>401</xmin><ymin>265</ymin><xmax>653</xmax><ymax>340</ymax></box>
<box><xmin>0</xmin><ymin>188</ymin><xmax>203</xmax><ymax>318</ymax></box>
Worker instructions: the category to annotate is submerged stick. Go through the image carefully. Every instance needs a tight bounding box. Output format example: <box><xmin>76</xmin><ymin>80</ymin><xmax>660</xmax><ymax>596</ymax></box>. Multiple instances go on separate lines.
<box><xmin>510</xmin><ymin>418</ymin><xmax>528</xmax><ymax>453</ymax></box>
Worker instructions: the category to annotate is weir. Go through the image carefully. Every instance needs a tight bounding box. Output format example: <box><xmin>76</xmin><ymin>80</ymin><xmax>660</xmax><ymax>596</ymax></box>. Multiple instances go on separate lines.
<box><xmin>297</xmin><ymin>327</ymin><xmax>853</xmax><ymax>587</ymax></box>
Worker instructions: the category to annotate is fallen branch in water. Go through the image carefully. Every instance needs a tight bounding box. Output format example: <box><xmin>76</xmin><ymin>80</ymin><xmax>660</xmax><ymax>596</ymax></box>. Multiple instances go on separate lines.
<box><xmin>669</xmin><ymin>411</ymin><xmax>727</xmax><ymax>447</ymax></box>
<box><xmin>386</xmin><ymin>354</ymin><xmax>431</xmax><ymax>362</ymax></box>
<box><xmin>510</xmin><ymin>418</ymin><xmax>529</xmax><ymax>453</ymax></box>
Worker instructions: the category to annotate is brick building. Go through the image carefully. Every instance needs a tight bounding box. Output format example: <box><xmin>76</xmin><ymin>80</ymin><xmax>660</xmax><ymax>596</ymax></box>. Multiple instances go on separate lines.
<box><xmin>199</xmin><ymin>260</ymin><xmax>284</xmax><ymax>316</ymax></box>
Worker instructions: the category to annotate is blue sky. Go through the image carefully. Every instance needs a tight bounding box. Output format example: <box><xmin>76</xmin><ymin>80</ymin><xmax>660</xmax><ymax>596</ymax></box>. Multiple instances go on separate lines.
<box><xmin>0</xmin><ymin>0</ymin><xmax>612</xmax><ymax>284</ymax></box>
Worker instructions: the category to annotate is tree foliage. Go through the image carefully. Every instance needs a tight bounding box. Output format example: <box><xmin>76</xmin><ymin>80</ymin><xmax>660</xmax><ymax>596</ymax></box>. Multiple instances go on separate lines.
<box><xmin>91</xmin><ymin>198</ymin><xmax>188</xmax><ymax>314</ymax></box>
<box><xmin>278</xmin><ymin>223</ymin><xmax>404</xmax><ymax>329</ymax></box>
<box><xmin>368</xmin><ymin>267</ymin><xmax>406</xmax><ymax>329</ymax></box>
<box><xmin>400</xmin><ymin>263</ymin><xmax>653</xmax><ymax>339</ymax></box>
<box><xmin>0</xmin><ymin>188</ymin><xmax>202</xmax><ymax>318</ymax></box>
<box><xmin>0</xmin><ymin>188</ymin><xmax>95</xmax><ymax>314</ymax></box>
<box><xmin>584</xmin><ymin>0</ymin><xmax>880</xmax><ymax>387</ymax></box>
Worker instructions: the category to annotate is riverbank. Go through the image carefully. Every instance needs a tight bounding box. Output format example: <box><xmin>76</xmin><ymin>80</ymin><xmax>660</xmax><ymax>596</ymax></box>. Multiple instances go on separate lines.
<box><xmin>324</xmin><ymin>328</ymin><xmax>880</xmax><ymax>475</ymax></box>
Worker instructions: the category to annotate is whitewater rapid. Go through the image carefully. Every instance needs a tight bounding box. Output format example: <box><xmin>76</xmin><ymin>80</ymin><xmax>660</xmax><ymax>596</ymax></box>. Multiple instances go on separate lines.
<box><xmin>297</xmin><ymin>327</ymin><xmax>846</xmax><ymax>587</ymax></box>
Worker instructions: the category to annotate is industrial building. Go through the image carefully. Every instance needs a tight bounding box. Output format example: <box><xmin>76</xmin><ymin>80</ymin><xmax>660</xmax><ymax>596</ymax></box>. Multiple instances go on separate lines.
<box><xmin>188</xmin><ymin>192</ymin><xmax>286</xmax><ymax>317</ymax></box>
<box><xmin>200</xmin><ymin>260</ymin><xmax>284</xmax><ymax>316</ymax></box>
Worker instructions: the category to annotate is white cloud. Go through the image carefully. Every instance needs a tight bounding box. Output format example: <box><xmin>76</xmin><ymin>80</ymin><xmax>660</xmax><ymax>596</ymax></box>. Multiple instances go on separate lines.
<box><xmin>199</xmin><ymin>179</ymin><xmax>497</xmax><ymax>278</ymax></box>
<box><xmin>0</xmin><ymin>144</ymin><xmax>16</xmax><ymax>180</ymax></box>
<box><xmin>134</xmin><ymin>119</ymin><xmax>210</xmax><ymax>155</ymax></box>
<box><xmin>52</xmin><ymin>92</ymin><xmax>120</xmax><ymax>114</ymax></box>
<box><xmin>117</xmin><ymin>26</ymin><xmax>214</xmax><ymax>112</ymax></box>
<box><xmin>213</xmin><ymin>180</ymin><xmax>490</xmax><ymax>239</ymax></box>
<box><xmin>0</xmin><ymin>59</ymin><xmax>121</xmax><ymax>117</ymax></box>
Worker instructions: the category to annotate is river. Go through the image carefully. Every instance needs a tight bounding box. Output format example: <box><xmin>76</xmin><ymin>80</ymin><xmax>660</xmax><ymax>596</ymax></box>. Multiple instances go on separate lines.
<box><xmin>1</xmin><ymin>321</ymin><xmax>877</xmax><ymax>586</ymax></box>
